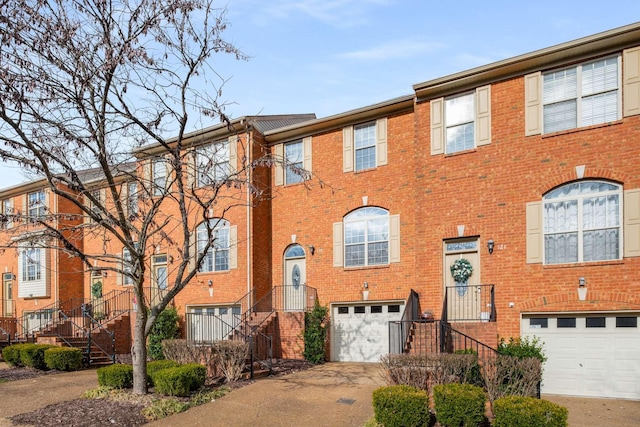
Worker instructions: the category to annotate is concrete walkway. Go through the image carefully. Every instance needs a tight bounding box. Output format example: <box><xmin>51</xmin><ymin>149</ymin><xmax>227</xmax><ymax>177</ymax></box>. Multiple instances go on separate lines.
<box><xmin>149</xmin><ymin>362</ymin><xmax>385</xmax><ymax>427</ymax></box>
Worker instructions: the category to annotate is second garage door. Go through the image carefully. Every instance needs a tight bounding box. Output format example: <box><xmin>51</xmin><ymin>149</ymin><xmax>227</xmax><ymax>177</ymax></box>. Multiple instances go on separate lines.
<box><xmin>332</xmin><ymin>302</ymin><xmax>404</xmax><ymax>362</ymax></box>
<box><xmin>522</xmin><ymin>313</ymin><xmax>640</xmax><ymax>399</ymax></box>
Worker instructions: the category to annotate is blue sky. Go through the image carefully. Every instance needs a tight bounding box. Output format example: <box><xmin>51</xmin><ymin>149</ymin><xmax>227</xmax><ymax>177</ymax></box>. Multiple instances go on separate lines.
<box><xmin>1</xmin><ymin>1</ymin><xmax>639</xmax><ymax>187</ymax></box>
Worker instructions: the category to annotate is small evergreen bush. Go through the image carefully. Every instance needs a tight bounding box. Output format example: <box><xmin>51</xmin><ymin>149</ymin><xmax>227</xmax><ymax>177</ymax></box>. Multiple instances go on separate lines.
<box><xmin>20</xmin><ymin>344</ymin><xmax>55</xmax><ymax>370</ymax></box>
<box><xmin>372</xmin><ymin>385</ymin><xmax>429</xmax><ymax>427</ymax></box>
<box><xmin>303</xmin><ymin>301</ymin><xmax>329</xmax><ymax>364</ymax></box>
<box><xmin>433</xmin><ymin>383</ymin><xmax>486</xmax><ymax>427</ymax></box>
<box><xmin>2</xmin><ymin>343</ymin><xmax>29</xmax><ymax>366</ymax></box>
<box><xmin>147</xmin><ymin>359</ymin><xmax>181</xmax><ymax>386</ymax></box>
<box><xmin>493</xmin><ymin>396</ymin><xmax>568</xmax><ymax>427</ymax></box>
<box><xmin>97</xmin><ymin>364</ymin><xmax>134</xmax><ymax>389</ymax></box>
<box><xmin>44</xmin><ymin>347</ymin><xmax>83</xmax><ymax>371</ymax></box>
<box><xmin>153</xmin><ymin>363</ymin><xmax>206</xmax><ymax>397</ymax></box>
<box><xmin>497</xmin><ymin>336</ymin><xmax>547</xmax><ymax>363</ymax></box>
<box><xmin>148</xmin><ymin>307</ymin><xmax>180</xmax><ymax>360</ymax></box>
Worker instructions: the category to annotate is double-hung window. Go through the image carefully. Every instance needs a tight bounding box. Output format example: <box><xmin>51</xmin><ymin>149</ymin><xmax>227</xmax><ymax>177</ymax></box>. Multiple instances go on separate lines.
<box><xmin>22</xmin><ymin>247</ymin><xmax>42</xmax><ymax>282</ymax></box>
<box><xmin>445</xmin><ymin>93</ymin><xmax>475</xmax><ymax>153</ymax></box>
<box><xmin>197</xmin><ymin>219</ymin><xmax>230</xmax><ymax>272</ymax></box>
<box><xmin>152</xmin><ymin>158</ymin><xmax>167</xmax><ymax>196</ymax></box>
<box><xmin>543</xmin><ymin>56</ymin><xmax>620</xmax><ymax>134</ymax></box>
<box><xmin>543</xmin><ymin>181</ymin><xmax>621</xmax><ymax>264</ymax></box>
<box><xmin>344</xmin><ymin>207</ymin><xmax>389</xmax><ymax>267</ymax></box>
<box><xmin>28</xmin><ymin>190</ymin><xmax>45</xmax><ymax>221</ymax></box>
<box><xmin>2</xmin><ymin>199</ymin><xmax>12</xmax><ymax>229</ymax></box>
<box><xmin>122</xmin><ymin>247</ymin><xmax>134</xmax><ymax>285</ymax></box>
<box><xmin>354</xmin><ymin>123</ymin><xmax>376</xmax><ymax>171</ymax></box>
<box><xmin>127</xmin><ymin>182</ymin><xmax>138</xmax><ymax>216</ymax></box>
<box><xmin>284</xmin><ymin>140</ymin><xmax>303</xmax><ymax>185</ymax></box>
<box><xmin>196</xmin><ymin>142</ymin><xmax>230</xmax><ymax>186</ymax></box>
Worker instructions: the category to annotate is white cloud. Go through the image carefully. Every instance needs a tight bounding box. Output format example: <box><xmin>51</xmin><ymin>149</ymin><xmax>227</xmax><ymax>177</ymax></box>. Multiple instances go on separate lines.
<box><xmin>339</xmin><ymin>39</ymin><xmax>445</xmax><ymax>61</ymax></box>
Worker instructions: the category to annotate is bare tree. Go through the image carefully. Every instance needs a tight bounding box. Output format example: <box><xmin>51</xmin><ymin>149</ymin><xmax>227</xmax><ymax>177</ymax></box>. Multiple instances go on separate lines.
<box><xmin>0</xmin><ymin>0</ymin><xmax>270</xmax><ymax>394</ymax></box>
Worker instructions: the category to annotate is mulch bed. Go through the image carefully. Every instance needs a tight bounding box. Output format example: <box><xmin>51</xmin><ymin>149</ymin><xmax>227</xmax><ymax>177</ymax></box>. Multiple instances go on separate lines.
<box><xmin>2</xmin><ymin>359</ymin><xmax>315</xmax><ymax>427</ymax></box>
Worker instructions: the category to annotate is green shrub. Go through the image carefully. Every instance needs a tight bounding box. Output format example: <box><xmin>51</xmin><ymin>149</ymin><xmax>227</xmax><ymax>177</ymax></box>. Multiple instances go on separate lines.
<box><xmin>44</xmin><ymin>347</ymin><xmax>83</xmax><ymax>371</ymax></box>
<box><xmin>497</xmin><ymin>336</ymin><xmax>547</xmax><ymax>363</ymax></box>
<box><xmin>97</xmin><ymin>364</ymin><xmax>134</xmax><ymax>389</ymax></box>
<box><xmin>372</xmin><ymin>385</ymin><xmax>429</xmax><ymax>427</ymax></box>
<box><xmin>152</xmin><ymin>363</ymin><xmax>206</xmax><ymax>397</ymax></box>
<box><xmin>2</xmin><ymin>343</ymin><xmax>30</xmax><ymax>367</ymax></box>
<box><xmin>20</xmin><ymin>344</ymin><xmax>55</xmax><ymax>370</ymax></box>
<box><xmin>493</xmin><ymin>396</ymin><xmax>568</xmax><ymax>427</ymax></box>
<box><xmin>303</xmin><ymin>301</ymin><xmax>329</xmax><ymax>364</ymax></box>
<box><xmin>148</xmin><ymin>307</ymin><xmax>180</xmax><ymax>360</ymax></box>
<box><xmin>147</xmin><ymin>359</ymin><xmax>181</xmax><ymax>386</ymax></box>
<box><xmin>433</xmin><ymin>383</ymin><xmax>486</xmax><ymax>427</ymax></box>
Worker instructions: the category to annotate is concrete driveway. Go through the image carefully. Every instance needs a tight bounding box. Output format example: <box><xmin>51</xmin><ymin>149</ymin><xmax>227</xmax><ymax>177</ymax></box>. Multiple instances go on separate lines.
<box><xmin>149</xmin><ymin>362</ymin><xmax>386</xmax><ymax>427</ymax></box>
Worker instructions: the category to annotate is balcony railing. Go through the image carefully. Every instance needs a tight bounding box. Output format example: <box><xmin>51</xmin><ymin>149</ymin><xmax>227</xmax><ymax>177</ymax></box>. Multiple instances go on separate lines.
<box><xmin>444</xmin><ymin>284</ymin><xmax>495</xmax><ymax>322</ymax></box>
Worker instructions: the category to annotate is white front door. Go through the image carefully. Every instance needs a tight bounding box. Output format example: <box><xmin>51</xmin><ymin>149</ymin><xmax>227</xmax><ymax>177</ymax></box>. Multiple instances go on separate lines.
<box><xmin>444</xmin><ymin>239</ymin><xmax>481</xmax><ymax>321</ymax></box>
<box><xmin>284</xmin><ymin>257</ymin><xmax>306</xmax><ymax>311</ymax></box>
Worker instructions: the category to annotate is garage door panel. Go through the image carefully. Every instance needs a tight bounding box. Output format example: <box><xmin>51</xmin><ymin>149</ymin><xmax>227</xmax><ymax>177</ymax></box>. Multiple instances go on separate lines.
<box><xmin>523</xmin><ymin>313</ymin><xmax>640</xmax><ymax>399</ymax></box>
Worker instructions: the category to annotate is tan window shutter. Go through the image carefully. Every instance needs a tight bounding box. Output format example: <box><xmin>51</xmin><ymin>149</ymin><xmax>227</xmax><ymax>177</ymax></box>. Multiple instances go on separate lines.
<box><xmin>343</xmin><ymin>126</ymin><xmax>354</xmax><ymax>172</ymax></box>
<box><xmin>525</xmin><ymin>72</ymin><xmax>542</xmax><ymax>136</ymax></box>
<box><xmin>476</xmin><ymin>85</ymin><xmax>492</xmax><ymax>146</ymax></box>
<box><xmin>120</xmin><ymin>183</ymin><xmax>128</xmax><ymax>217</ymax></box>
<box><xmin>229</xmin><ymin>225</ymin><xmax>238</xmax><ymax>269</ymax></box>
<box><xmin>228</xmin><ymin>135</ymin><xmax>238</xmax><ymax>174</ymax></box>
<box><xmin>333</xmin><ymin>222</ymin><xmax>343</xmax><ymax>267</ymax></box>
<box><xmin>303</xmin><ymin>136</ymin><xmax>312</xmax><ymax>175</ymax></box>
<box><xmin>376</xmin><ymin>118</ymin><xmax>388</xmax><ymax>166</ymax></box>
<box><xmin>623</xmin><ymin>47</ymin><xmax>640</xmax><ymax>117</ymax></box>
<box><xmin>44</xmin><ymin>247</ymin><xmax>51</xmax><ymax>298</ymax></box>
<box><xmin>274</xmin><ymin>143</ymin><xmax>284</xmax><ymax>186</ymax></box>
<box><xmin>116</xmin><ymin>255</ymin><xmax>123</xmax><ymax>286</ymax></box>
<box><xmin>22</xmin><ymin>194</ymin><xmax>26</xmax><ymax>220</ymax></box>
<box><xmin>142</xmin><ymin>161</ymin><xmax>151</xmax><ymax>197</ymax></box>
<box><xmin>183</xmin><ymin>149</ymin><xmax>196</xmax><ymax>189</ymax></box>
<box><xmin>389</xmin><ymin>214</ymin><xmax>400</xmax><ymax>263</ymax></box>
<box><xmin>430</xmin><ymin>98</ymin><xmax>444</xmax><ymax>155</ymax></box>
<box><xmin>624</xmin><ymin>188</ymin><xmax>640</xmax><ymax>257</ymax></box>
<box><xmin>526</xmin><ymin>201</ymin><xmax>543</xmax><ymax>263</ymax></box>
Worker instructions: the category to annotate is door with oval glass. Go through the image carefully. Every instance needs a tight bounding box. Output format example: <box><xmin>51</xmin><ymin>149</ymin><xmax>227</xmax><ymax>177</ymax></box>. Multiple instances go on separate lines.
<box><xmin>284</xmin><ymin>245</ymin><xmax>306</xmax><ymax>312</ymax></box>
<box><xmin>444</xmin><ymin>239</ymin><xmax>480</xmax><ymax>321</ymax></box>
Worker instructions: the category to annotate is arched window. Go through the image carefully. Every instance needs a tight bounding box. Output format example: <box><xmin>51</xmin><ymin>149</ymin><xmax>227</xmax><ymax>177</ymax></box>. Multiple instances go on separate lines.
<box><xmin>197</xmin><ymin>218</ymin><xmax>230</xmax><ymax>272</ymax></box>
<box><xmin>543</xmin><ymin>180</ymin><xmax>621</xmax><ymax>264</ymax></box>
<box><xmin>344</xmin><ymin>207</ymin><xmax>389</xmax><ymax>267</ymax></box>
<box><xmin>284</xmin><ymin>244</ymin><xmax>305</xmax><ymax>259</ymax></box>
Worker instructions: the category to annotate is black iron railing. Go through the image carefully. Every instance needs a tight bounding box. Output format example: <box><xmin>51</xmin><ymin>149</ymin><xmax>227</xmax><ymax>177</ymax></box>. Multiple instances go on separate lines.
<box><xmin>389</xmin><ymin>289</ymin><xmax>420</xmax><ymax>354</ymax></box>
<box><xmin>443</xmin><ymin>284</ymin><xmax>495</xmax><ymax>322</ymax></box>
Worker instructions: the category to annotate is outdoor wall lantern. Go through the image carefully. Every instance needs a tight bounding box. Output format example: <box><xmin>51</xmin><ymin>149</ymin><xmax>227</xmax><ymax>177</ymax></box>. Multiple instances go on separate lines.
<box><xmin>487</xmin><ymin>239</ymin><xmax>495</xmax><ymax>255</ymax></box>
<box><xmin>308</xmin><ymin>245</ymin><xmax>315</xmax><ymax>256</ymax></box>
<box><xmin>362</xmin><ymin>281</ymin><xmax>369</xmax><ymax>301</ymax></box>
<box><xmin>208</xmin><ymin>279</ymin><xmax>214</xmax><ymax>298</ymax></box>
<box><xmin>578</xmin><ymin>277</ymin><xmax>587</xmax><ymax>301</ymax></box>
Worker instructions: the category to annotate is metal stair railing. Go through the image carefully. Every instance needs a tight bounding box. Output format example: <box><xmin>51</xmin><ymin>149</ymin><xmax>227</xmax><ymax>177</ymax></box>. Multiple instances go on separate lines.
<box><xmin>389</xmin><ymin>289</ymin><xmax>420</xmax><ymax>354</ymax></box>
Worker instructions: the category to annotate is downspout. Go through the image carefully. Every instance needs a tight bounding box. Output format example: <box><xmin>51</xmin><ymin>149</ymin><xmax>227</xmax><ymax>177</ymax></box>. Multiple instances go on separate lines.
<box><xmin>245</xmin><ymin>127</ymin><xmax>252</xmax><ymax>310</ymax></box>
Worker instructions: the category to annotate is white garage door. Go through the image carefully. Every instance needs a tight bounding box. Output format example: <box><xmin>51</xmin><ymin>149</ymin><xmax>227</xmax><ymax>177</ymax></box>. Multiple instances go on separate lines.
<box><xmin>332</xmin><ymin>302</ymin><xmax>404</xmax><ymax>362</ymax></box>
<box><xmin>522</xmin><ymin>313</ymin><xmax>640</xmax><ymax>399</ymax></box>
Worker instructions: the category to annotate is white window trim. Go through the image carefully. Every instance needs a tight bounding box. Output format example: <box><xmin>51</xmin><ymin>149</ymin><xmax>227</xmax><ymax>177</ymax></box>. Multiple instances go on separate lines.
<box><xmin>343</xmin><ymin>207</ymin><xmax>390</xmax><ymax>268</ymax></box>
<box><xmin>197</xmin><ymin>219</ymin><xmax>232</xmax><ymax>272</ymax></box>
<box><xmin>196</xmin><ymin>141</ymin><xmax>231</xmax><ymax>187</ymax></box>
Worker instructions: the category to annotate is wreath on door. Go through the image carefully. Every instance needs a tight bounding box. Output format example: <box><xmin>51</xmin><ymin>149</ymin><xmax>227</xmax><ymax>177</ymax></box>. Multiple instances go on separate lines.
<box><xmin>450</xmin><ymin>258</ymin><xmax>473</xmax><ymax>283</ymax></box>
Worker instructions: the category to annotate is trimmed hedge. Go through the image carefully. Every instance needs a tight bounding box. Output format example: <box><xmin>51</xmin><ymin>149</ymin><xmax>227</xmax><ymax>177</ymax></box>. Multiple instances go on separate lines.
<box><xmin>372</xmin><ymin>385</ymin><xmax>429</xmax><ymax>427</ymax></box>
<box><xmin>147</xmin><ymin>359</ymin><xmax>181</xmax><ymax>386</ymax></box>
<box><xmin>20</xmin><ymin>344</ymin><xmax>56</xmax><ymax>370</ymax></box>
<box><xmin>433</xmin><ymin>383</ymin><xmax>486</xmax><ymax>427</ymax></box>
<box><xmin>2</xmin><ymin>343</ymin><xmax>30</xmax><ymax>367</ymax></box>
<box><xmin>97</xmin><ymin>364</ymin><xmax>134</xmax><ymax>389</ymax></box>
<box><xmin>493</xmin><ymin>396</ymin><xmax>568</xmax><ymax>427</ymax></box>
<box><xmin>44</xmin><ymin>347</ymin><xmax>83</xmax><ymax>371</ymax></box>
<box><xmin>152</xmin><ymin>363</ymin><xmax>206</xmax><ymax>397</ymax></box>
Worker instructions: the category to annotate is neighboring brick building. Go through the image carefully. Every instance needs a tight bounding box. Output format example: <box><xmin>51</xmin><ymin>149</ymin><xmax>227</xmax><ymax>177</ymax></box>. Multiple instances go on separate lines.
<box><xmin>1</xmin><ymin>23</ymin><xmax>639</xmax><ymax>399</ymax></box>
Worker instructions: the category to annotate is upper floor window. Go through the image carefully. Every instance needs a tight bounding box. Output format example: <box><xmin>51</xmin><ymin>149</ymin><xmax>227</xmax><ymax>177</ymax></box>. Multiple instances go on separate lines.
<box><xmin>445</xmin><ymin>93</ymin><xmax>475</xmax><ymax>153</ymax></box>
<box><xmin>543</xmin><ymin>180</ymin><xmax>621</xmax><ymax>264</ymax></box>
<box><xmin>152</xmin><ymin>158</ymin><xmax>167</xmax><ymax>196</ymax></box>
<box><xmin>2</xmin><ymin>198</ymin><xmax>13</xmax><ymax>229</ymax></box>
<box><xmin>22</xmin><ymin>247</ymin><xmax>42</xmax><ymax>282</ymax></box>
<box><xmin>28</xmin><ymin>190</ymin><xmax>45</xmax><ymax>221</ymax></box>
<box><xmin>284</xmin><ymin>140</ymin><xmax>304</xmax><ymax>185</ymax></box>
<box><xmin>122</xmin><ymin>247</ymin><xmax>134</xmax><ymax>285</ymax></box>
<box><xmin>196</xmin><ymin>142</ymin><xmax>230</xmax><ymax>187</ymax></box>
<box><xmin>127</xmin><ymin>182</ymin><xmax>138</xmax><ymax>216</ymax></box>
<box><xmin>89</xmin><ymin>189</ymin><xmax>101</xmax><ymax>222</ymax></box>
<box><xmin>197</xmin><ymin>218</ymin><xmax>230</xmax><ymax>272</ymax></box>
<box><xmin>542</xmin><ymin>56</ymin><xmax>620</xmax><ymax>134</ymax></box>
<box><xmin>354</xmin><ymin>122</ymin><xmax>376</xmax><ymax>171</ymax></box>
<box><xmin>344</xmin><ymin>207</ymin><xmax>389</xmax><ymax>267</ymax></box>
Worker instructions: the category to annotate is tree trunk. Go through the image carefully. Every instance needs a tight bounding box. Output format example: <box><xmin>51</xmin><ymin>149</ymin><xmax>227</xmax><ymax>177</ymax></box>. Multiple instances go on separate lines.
<box><xmin>131</xmin><ymin>310</ymin><xmax>148</xmax><ymax>395</ymax></box>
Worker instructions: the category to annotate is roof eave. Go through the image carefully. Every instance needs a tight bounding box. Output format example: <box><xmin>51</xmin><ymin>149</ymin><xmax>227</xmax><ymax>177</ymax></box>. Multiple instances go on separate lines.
<box><xmin>414</xmin><ymin>22</ymin><xmax>640</xmax><ymax>101</ymax></box>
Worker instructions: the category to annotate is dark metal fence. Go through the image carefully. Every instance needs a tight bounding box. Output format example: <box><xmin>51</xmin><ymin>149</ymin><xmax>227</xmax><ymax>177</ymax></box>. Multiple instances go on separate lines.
<box><xmin>389</xmin><ymin>289</ymin><xmax>420</xmax><ymax>354</ymax></box>
<box><xmin>444</xmin><ymin>284</ymin><xmax>495</xmax><ymax>322</ymax></box>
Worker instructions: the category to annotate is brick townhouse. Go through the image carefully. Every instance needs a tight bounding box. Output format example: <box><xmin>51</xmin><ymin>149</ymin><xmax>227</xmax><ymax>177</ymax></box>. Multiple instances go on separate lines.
<box><xmin>1</xmin><ymin>23</ymin><xmax>640</xmax><ymax>400</ymax></box>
